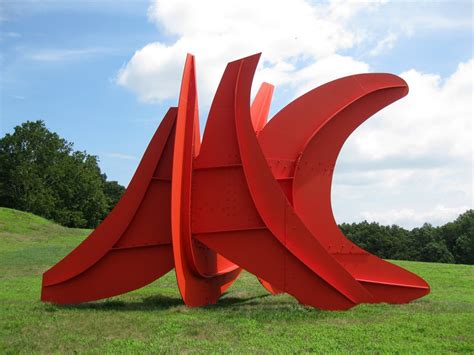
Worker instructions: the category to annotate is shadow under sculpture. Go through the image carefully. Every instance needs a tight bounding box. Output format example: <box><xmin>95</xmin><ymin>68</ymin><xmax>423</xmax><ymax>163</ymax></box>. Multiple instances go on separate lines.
<box><xmin>41</xmin><ymin>53</ymin><xmax>430</xmax><ymax>310</ymax></box>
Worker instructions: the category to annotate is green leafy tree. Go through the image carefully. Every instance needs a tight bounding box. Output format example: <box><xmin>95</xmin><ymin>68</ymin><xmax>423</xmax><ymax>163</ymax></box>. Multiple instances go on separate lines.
<box><xmin>419</xmin><ymin>241</ymin><xmax>454</xmax><ymax>263</ymax></box>
<box><xmin>438</xmin><ymin>210</ymin><xmax>474</xmax><ymax>264</ymax></box>
<box><xmin>453</xmin><ymin>234</ymin><xmax>474</xmax><ymax>264</ymax></box>
<box><xmin>0</xmin><ymin>120</ymin><xmax>122</xmax><ymax>228</ymax></box>
<box><xmin>102</xmin><ymin>175</ymin><xmax>126</xmax><ymax>212</ymax></box>
<box><xmin>407</xmin><ymin>223</ymin><xmax>438</xmax><ymax>261</ymax></box>
<box><xmin>340</xmin><ymin>214</ymin><xmax>473</xmax><ymax>265</ymax></box>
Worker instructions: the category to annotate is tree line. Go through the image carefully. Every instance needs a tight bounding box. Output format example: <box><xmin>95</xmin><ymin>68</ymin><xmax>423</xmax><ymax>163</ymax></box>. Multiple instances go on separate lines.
<box><xmin>0</xmin><ymin>121</ymin><xmax>124</xmax><ymax>228</ymax></box>
<box><xmin>0</xmin><ymin>120</ymin><xmax>472</xmax><ymax>264</ymax></box>
<box><xmin>340</xmin><ymin>210</ymin><xmax>473</xmax><ymax>265</ymax></box>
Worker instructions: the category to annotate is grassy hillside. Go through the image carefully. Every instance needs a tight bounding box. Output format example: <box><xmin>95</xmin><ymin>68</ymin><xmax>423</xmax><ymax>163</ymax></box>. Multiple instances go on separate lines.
<box><xmin>0</xmin><ymin>207</ymin><xmax>473</xmax><ymax>353</ymax></box>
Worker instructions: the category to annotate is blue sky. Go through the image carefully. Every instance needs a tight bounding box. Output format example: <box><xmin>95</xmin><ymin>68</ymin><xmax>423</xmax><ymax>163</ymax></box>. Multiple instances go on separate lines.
<box><xmin>1</xmin><ymin>0</ymin><xmax>472</xmax><ymax>228</ymax></box>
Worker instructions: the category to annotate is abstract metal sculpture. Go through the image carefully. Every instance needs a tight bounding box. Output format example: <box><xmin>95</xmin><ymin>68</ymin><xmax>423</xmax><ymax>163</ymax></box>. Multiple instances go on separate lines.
<box><xmin>41</xmin><ymin>53</ymin><xmax>430</xmax><ymax>310</ymax></box>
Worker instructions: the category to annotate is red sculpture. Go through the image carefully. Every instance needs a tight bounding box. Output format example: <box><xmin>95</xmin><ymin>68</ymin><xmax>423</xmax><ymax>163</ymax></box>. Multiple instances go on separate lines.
<box><xmin>41</xmin><ymin>53</ymin><xmax>430</xmax><ymax>310</ymax></box>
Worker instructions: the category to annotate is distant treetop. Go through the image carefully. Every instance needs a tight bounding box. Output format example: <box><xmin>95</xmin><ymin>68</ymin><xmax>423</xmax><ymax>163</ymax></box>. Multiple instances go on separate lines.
<box><xmin>0</xmin><ymin>120</ymin><xmax>124</xmax><ymax>228</ymax></box>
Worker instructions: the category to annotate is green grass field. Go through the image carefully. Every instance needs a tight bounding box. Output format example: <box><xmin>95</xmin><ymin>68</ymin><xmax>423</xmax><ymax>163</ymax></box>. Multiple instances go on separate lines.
<box><xmin>0</xmin><ymin>207</ymin><xmax>473</xmax><ymax>353</ymax></box>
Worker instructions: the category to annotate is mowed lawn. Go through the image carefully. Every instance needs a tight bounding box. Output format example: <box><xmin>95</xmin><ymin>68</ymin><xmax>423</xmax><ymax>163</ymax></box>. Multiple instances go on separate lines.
<box><xmin>0</xmin><ymin>207</ymin><xmax>473</xmax><ymax>353</ymax></box>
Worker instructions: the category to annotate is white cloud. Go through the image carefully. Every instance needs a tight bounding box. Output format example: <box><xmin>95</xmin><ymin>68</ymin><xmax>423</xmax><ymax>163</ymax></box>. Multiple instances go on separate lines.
<box><xmin>10</xmin><ymin>95</ymin><xmax>25</xmax><ymax>100</ymax></box>
<box><xmin>117</xmin><ymin>0</ymin><xmax>379</xmax><ymax>104</ymax></box>
<box><xmin>30</xmin><ymin>48</ymin><xmax>111</xmax><ymax>61</ymax></box>
<box><xmin>6</xmin><ymin>32</ymin><xmax>20</xmax><ymax>38</ymax></box>
<box><xmin>116</xmin><ymin>0</ymin><xmax>472</xmax><ymax>228</ymax></box>
<box><xmin>326</xmin><ymin>0</ymin><xmax>388</xmax><ymax>20</ymax></box>
<box><xmin>332</xmin><ymin>59</ymin><xmax>473</xmax><ymax>228</ymax></box>
<box><xmin>346</xmin><ymin>60</ymin><xmax>473</xmax><ymax>163</ymax></box>
<box><xmin>0</xmin><ymin>31</ymin><xmax>21</xmax><ymax>40</ymax></box>
<box><xmin>117</xmin><ymin>42</ymin><xmax>185</xmax><ymax>102</ymax></box>
<box><xmin>291</xmin><ymin>55</ymin><xmax>370</xmax><ymax>97</ymax></box>
<box><xmin>397</xmin><ymin>11</ymin><xmax>473</xmax><ymax>36</ymax></box>
<box><xmin>105</xmin><ymin>153</ymin><xmax>137</xmax><ymax>161</ymax></box>
<box><xmin>346</xmin><ymin>2</ymin><xmax>473</xmax><ymax>40</ymax></box>
<box><xmin>359</xmin><ymin>205</ymin><xmax>470</xmax><ymax>227</ymax></box>
<box><xmin>369</xmin><ymin>32</ymin><xmax>397</xmax><ymax>56</ymax></box>
<box><xmin>1</xmin><ymin>0</ymin><xmax>148</xmax><ymax>21</ymax></box>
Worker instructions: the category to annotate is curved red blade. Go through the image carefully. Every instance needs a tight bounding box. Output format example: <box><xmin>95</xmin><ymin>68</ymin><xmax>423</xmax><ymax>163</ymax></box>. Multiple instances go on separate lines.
<box><xmin>250</xmin><ymin>83</ymin><xmax>280</xmax><ymax>294</ymax></box>
<box><xmin>251</xmin><ymin>82</ymin><xmax>274</xmax><ymax>134</ymax></box>
<box><xmin>196</xmin><ymin>54</ymin><xmax>373</xmax><ymax>310</ymax></box>
<box><xmin>172</xmin><ymin>54</ymin><xmax>241</xmax><ymax>307</ymax></box>
<box><xmin>259</xmin><ymin>74</ymin><xmax>429</xmax><ymax>302</ymax></box>
<box><xmin>41</xmin><ymin>108</ymin><xmax>177</xmax><ymax>304</ymax></box>
<box><xmin>292</xmin><ymin>76</ymin><xmax>429</xmax><ymax>302</ymax></box>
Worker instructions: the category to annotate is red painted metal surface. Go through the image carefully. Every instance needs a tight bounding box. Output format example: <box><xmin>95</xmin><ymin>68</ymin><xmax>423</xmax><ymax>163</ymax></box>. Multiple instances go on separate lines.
<box><xmin>41</xmin><ymin>53</ymin><xmax>430</xmax><ymax>309</ymax></box>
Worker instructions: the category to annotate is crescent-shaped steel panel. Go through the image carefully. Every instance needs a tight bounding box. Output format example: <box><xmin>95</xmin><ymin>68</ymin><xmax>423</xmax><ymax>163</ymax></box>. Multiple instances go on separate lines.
<box><xmin>233</xmin><ymin>54</ymin><xmax>374</xmax><ymax>308</ymax></box>
<box><xmin>41</xmin><ymin>108</ymin><xmax>177</xmax><ymax>303</ymax></box>
<box><xmin>172</xmin><ymin>54</ymin><xmax>241</xmax><ymax>307</ymax></box>
<box><xmin>291</xmin><ymin>77</ymin><xmax>429</xmax><ymax>302</ymax></box>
